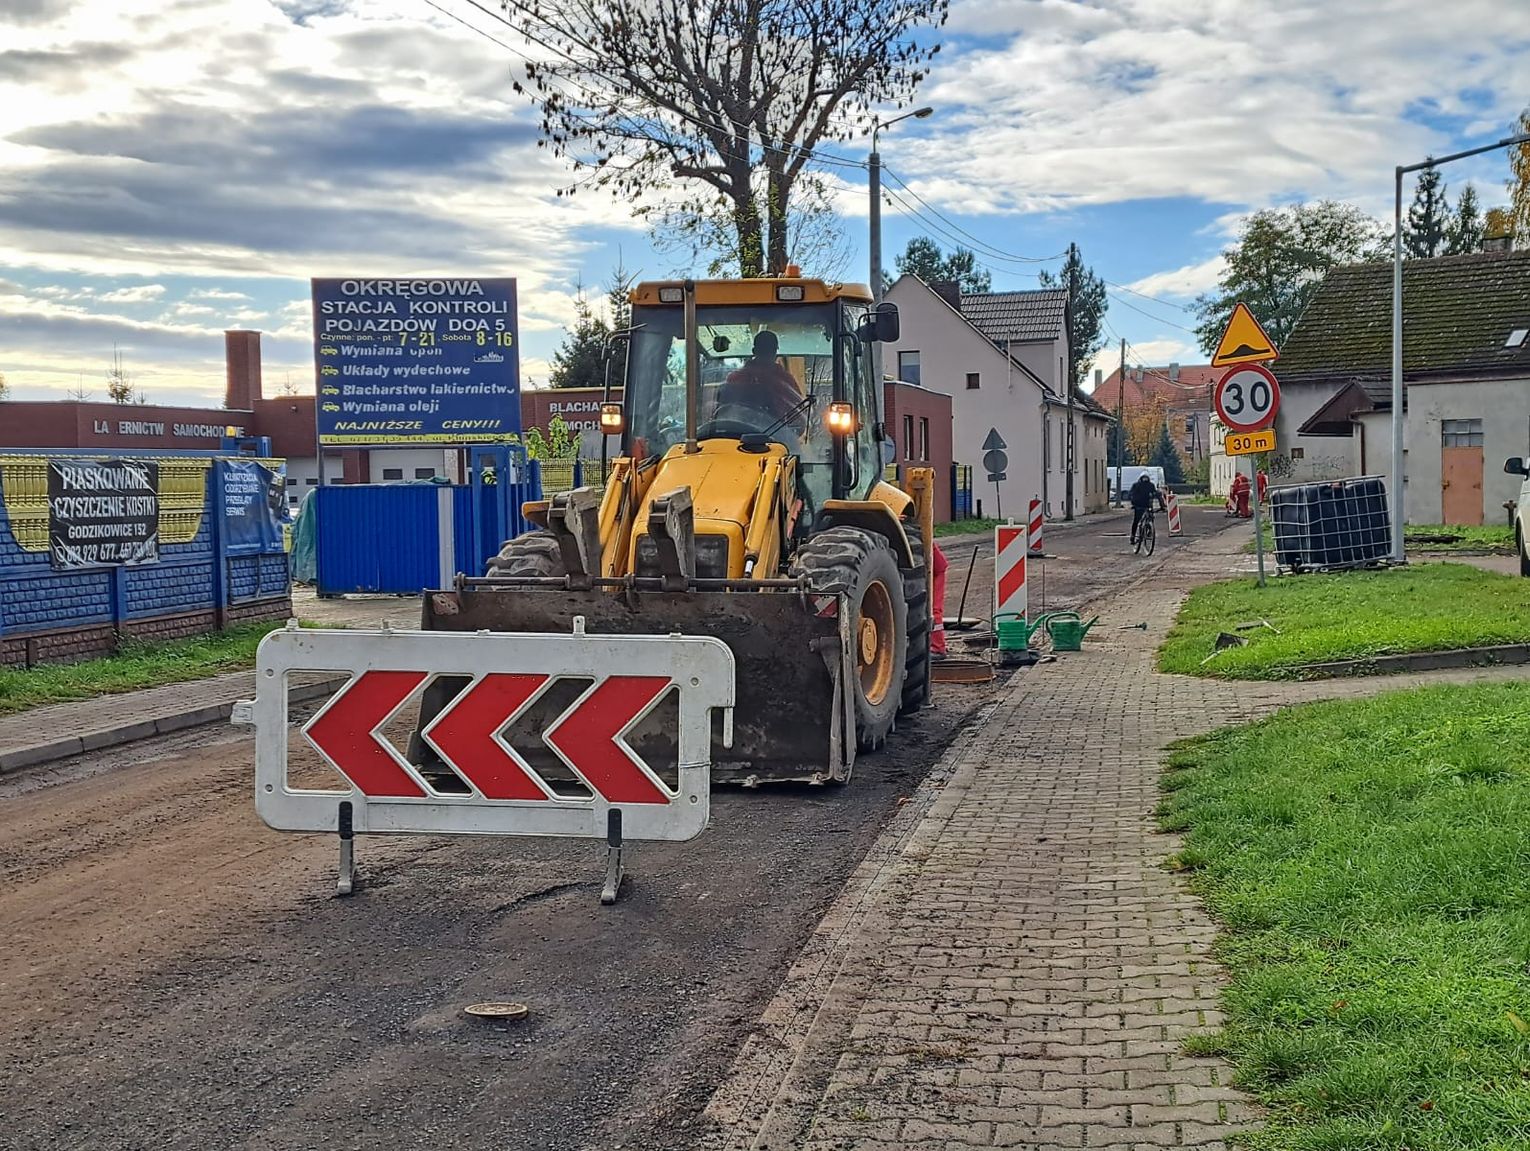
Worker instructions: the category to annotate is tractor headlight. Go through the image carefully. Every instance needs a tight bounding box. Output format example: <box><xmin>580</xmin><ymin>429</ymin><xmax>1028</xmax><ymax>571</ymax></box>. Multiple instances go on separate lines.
<box><xmin>694</xmin><ymin>534</ymin><xmax>730</xmax><ymax>579</ymax></box>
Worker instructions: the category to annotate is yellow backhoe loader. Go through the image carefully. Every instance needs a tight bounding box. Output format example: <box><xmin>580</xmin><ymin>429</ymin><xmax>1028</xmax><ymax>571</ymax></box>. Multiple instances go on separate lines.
<box><xmin>411</xmin><ymin>274</ymin><xmax>934</xmax><ymax>786</ymax></box>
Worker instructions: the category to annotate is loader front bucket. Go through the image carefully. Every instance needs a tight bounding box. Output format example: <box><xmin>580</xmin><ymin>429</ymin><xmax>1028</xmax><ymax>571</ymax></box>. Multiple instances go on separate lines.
<box><xmin>409</xmin><ymin>586</ymin><xmax>855</xmax><ymax>786</ymax></box>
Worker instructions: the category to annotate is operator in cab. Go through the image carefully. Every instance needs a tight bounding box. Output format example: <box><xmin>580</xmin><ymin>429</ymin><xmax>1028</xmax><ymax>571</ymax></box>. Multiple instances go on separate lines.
<box><xmin>716</xmin><ymin>330</ymin><xmax>804</xmax><ymax>425</ymax></box>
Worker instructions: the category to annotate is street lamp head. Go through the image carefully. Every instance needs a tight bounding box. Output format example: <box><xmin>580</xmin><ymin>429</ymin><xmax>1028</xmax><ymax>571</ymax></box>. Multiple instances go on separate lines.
<box><xmin>913</xmin><ymin>106</ymin><xmax>933</xmax><ymax>119</ymax></box>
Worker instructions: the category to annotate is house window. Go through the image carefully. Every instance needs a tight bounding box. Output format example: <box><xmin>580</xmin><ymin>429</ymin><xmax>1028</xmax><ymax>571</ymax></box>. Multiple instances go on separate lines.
<box><xmin>898</xmin><ymin>351</ymin><xmax>921</xmax><ymax>386</ymax></box>
<box><xmin>1184</xmin><ymin>415</ymin><xmax>1196</xmax><ymax>432</ymax></box>
<box><xmin>1441</xmin><ymin>419</ymin><xmax>1484</xmax><ymax>447</ymax></box>
<box><xmin>918</xmin><ymin>417</ymin><xmax>930</xmax><ymax>462</ymax></box>
<box><xmin>414</xmin><ymin>467</ymin><xmax>437</xmax><ymax>479</ymax></box>
<box><xmin>305</xmin><ymin>478</ymin><xmax>318</xmax><ymax>486</ymax></box>
<box><xmin>381</xmin><ymin>467</ymin><xmax>404</xmax><ymax>481</ymax></box>
<box><xmin>1290</xmin><ymin>447</ymin><xmax>1305</xmax><ymax>459</ymax></box>
<box><xmin>903</xmin><ymin>414</ymin><xmax>914</xmax><ymax>459</ymax></box>
<box><xmin>966</xmin><ymin>372</ymin><xmax>980</xmax><ymax>390</ymax></box>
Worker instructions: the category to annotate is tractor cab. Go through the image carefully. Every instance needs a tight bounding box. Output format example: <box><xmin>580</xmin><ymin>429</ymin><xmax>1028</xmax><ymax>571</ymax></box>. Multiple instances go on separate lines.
<box><xmin>615</xmin><ymin>277</ymin><xmax>899</xmax><ymax>526</ymax></box>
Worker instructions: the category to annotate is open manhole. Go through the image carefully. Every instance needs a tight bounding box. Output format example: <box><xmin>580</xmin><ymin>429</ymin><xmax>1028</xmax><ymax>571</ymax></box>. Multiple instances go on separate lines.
<box><xmin>464</xmin><ymin>1002</ymin><xmax>529</xmax><ymax>1022</ymax></box>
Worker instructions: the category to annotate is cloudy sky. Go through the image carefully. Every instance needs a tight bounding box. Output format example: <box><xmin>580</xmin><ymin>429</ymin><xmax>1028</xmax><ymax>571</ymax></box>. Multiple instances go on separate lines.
<box><xmin>1</xmin><ymin>0</ymin><xmax>1527</xmax><ymax>406</ymax></box>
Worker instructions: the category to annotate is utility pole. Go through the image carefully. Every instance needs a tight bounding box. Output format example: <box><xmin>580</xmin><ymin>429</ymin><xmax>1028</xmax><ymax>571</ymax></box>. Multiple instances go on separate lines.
<box><xmin>1064</xmin><ymin>243</ymin><xmax>1077</xmax><ymax>521</ymax></box>
<box><xmin>868</xmin><ymin>106</ymin><xmax>932</xmax><ymax>388</ymax></box>
<box><xmin>1113</xmin><ymin>337</ymin><xmax>1125</xmax><ymax>506</ymax></box>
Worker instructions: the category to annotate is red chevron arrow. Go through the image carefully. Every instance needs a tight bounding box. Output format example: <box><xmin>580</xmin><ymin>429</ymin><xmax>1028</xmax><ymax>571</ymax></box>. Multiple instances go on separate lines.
<box><xmin>305</xmin><ymin>670</ymin><xmax>428</xmax><ymax>797</ymax></box>
<box><xmin>423</xmin><ymin>673</ymin><xmax>550</xmax><ymax>801</ymax></box>
<box><xmin>545</xmin><ymin>676</ymin><xmax>672</xmax><ymax>805</ymax></box>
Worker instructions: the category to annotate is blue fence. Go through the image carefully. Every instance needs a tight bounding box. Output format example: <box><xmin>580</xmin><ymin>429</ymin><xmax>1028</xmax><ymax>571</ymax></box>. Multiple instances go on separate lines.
<box><xmin>951</xmin><ymin>463</ymin><xmax>975</xmax><ymax>519</ymax></box>
<box><xmin>0</xmin><ymin>454</ymin><xmax>292</xmax><ymax>667</ymax></box>
<box><xmin>314</xmin><ymin>457</ymin><xmax>543</xmax><ymax>596</ymax></box>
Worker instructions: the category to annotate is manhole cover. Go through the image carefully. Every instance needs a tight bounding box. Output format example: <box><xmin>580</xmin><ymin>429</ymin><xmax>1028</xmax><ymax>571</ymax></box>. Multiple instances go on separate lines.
<box><xmin>464</xmin><ymin>1002</ymin><xmax>529</xmax><ymax>1021</ymax></box>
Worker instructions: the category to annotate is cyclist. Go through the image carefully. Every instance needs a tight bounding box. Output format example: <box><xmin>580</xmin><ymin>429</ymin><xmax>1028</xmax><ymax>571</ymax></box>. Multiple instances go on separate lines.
<box><xmin>1129</xmin><ymin>472</ymin><xmax>1168</xmax><ymax>546</ymax></box>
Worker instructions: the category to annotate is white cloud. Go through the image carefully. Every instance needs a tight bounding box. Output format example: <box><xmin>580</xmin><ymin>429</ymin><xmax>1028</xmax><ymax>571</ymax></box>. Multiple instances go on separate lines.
<box><xmin>890</xmin><ymin>0</ymin><xmax>1530</xmax><ymax>215</ymax></box>
<box><xmin>98</xmin><ymin>283</ymin><xmax>166</xmax><ymax>303</ymax></box>
<box><xmin>188</xmin><ymin>287</ymin><xmax>250</xmax><ymax>301</ymax></box>
<box><xmin>1126</xmin><ymin>257</ymin><xmax>1224</xmax><ymax>300</ymax></box>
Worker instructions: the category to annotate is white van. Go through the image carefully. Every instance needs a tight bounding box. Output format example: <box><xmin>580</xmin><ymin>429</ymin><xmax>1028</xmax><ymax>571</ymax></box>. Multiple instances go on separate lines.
<box><xmin>1506</xmin><ymin>456</ymin><xmax>1530</xmax><ymax>576</ymax></box>
<box><xmin>1108</xmin><ymin>466</ymin><xmax>1166</xmax><ymax>499</ymax></box>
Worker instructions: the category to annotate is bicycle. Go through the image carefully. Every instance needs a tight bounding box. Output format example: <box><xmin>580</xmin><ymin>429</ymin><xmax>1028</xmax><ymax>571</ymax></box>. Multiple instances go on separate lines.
<box><xmin>1131</xmin><ymin>508</ymin><xmax>1157</xmax><ymax>556</ymax></box>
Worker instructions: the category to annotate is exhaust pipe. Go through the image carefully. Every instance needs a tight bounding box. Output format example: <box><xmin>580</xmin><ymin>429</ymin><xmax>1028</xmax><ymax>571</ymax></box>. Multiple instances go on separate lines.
<box><xmin>684</xmin><ymin>278</ymin><xmax>699</xmax><ymax>454</ymax></box>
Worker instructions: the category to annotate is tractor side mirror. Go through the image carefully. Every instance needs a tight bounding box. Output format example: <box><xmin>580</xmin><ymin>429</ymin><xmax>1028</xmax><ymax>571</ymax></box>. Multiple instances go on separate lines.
<box><xmin>1506</xmin><ymin>456</ymin><xmax>1528</xmax><ymax>477</ymax></box>
<box><xmin>858</xmin><ymin>302</ymin><xmax>901</xmax><ymax>344</ymax></box>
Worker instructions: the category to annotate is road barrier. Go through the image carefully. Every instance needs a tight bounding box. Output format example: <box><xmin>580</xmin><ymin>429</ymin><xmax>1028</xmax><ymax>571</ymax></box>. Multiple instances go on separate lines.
<box><xmin>236</xmin><ymin>620</ymin><xmax>735</xmax><ymax>903</ymax></box>
<box><xmin>931</xmin><ymin>543</ymin><xmax>948</xmax><ymax>656</ymax></box>
<box><xmin>1028</xmin><ymin>498</ymin><xmax>1044</xmax><ymax>556</ymax></box>
<box><xmin>1166</xmin><ymin>491</ymin><xmax>1183</xmax><ymax>536</ymax></box>
<box><xmin>995</xmin><ymin>522</ymin><xmax>1028</xmax><ymax>621</ymax></box>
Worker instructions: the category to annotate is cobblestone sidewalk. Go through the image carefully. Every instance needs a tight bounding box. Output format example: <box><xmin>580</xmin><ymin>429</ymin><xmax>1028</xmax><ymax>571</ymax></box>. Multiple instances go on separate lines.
<box><xmin>700</xmin><ymin>528</ymin><xmax>1530</xmax><ymax>1151</ymax></box>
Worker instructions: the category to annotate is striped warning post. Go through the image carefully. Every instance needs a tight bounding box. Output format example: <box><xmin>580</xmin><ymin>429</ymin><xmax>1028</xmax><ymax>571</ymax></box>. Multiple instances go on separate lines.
<box><xmin>931</xmin><ymin>543</ymin><xmax>949</xmax><ymax>656</ymax></box>
<box><xmin>1167</xmin><ymin>490</ymin><xmax>1183</xmax><ymax>536</ymax></box>
<box><xmin>995</xmin><ymin>523</ymin><xmax>1028</xmax><ymax>621</ymax></box>
<box><xmin>1027</xmin><ymin>498</ymin><xmax>1044</xmax><ymax>555</ymax></box>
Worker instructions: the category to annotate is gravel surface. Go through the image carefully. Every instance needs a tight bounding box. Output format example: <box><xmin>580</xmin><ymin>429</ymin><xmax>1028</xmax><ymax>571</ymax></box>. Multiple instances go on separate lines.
<box><xmin>0</xmin><ymin>507</ymin><xmax>1221</xmax><ymax>1151</ymax></box>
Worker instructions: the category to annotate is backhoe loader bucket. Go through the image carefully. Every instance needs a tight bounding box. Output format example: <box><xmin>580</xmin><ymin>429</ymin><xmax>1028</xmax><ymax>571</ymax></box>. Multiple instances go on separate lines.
<box><xmin>410</xmin><ymin>585</ymin><xmax>857</xmax><ymax>786</ymax></box>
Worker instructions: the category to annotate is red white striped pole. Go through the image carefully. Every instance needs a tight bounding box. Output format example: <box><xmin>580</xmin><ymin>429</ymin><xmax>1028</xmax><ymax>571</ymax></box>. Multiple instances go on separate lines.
<box><xmin>995</xmin><ymin>522</ymin><xmax>1028</xmax><ymax>622</ymax></box>
<box><xmin>1167</xmin><ymin>490</ymin><xmax>1183</xmax><ymax>536</ymax></box>
<box><xmin>1027</xmin><ymin>497</ymin><xmax>1044</xmax><ymax>556</ymax></box>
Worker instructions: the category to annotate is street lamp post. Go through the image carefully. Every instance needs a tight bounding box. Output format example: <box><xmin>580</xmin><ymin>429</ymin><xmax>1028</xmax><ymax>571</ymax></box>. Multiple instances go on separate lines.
<box><xmin>1391</xmin><ymin>131</ymin><xmax>1529</xmax><ymax>561</ymax></box>
<box><xmin>869</xmin><ymin>107</ymin><xmax>932</xmax><ymax>385</ymax></box>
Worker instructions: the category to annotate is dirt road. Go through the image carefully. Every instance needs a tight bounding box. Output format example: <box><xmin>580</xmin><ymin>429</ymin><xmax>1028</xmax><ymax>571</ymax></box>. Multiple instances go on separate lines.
<box><xmin>0</xmin><ymin>507</ymin><xmax>1224</xmax><ymax>1151</ymax></box>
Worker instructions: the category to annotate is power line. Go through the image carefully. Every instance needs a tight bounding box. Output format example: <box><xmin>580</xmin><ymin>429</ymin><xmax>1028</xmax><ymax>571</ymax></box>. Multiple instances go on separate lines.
<box><xmin>878</xmin><ymin>185</ymin><xmax>1047</xmax><ymax>285</ymax></box>
<box><xmin>880</xmin><ymin>165</ymin><xmax>1067</xmax><ymax>265</ymax></box>
<box><xmin>430</xmin><ymin>0</ymin><xmax>873</xmax><ymax>173</ymax></box>
<box><xmin>1105</xmin><ymin>288</ymin><xmax>1198</xmax><ymax>334</ymax></box>
<box><xmin>1104</xmin><ymin>277</ymin><xmax>1197</xmax><ymax>312</ymax></box>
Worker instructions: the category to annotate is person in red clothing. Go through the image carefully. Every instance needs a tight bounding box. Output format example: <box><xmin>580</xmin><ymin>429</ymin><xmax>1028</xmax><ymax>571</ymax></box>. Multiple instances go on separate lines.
<box><xmin>716</xmin><ymin>330</ymin><xmax>804</xmax><ymax>426</ymax></box>
<box><xmin>1256</xmin><ymin>469</ymin><xmax>1269</xmax><ymax>505</ymax></box>
<box><xmin>1229</xmin><ymin>472</ymin><xmax>1251</xmax><ymax>518</ymax></box>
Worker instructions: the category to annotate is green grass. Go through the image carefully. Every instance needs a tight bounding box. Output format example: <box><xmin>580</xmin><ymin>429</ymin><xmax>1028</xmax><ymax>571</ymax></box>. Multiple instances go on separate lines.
<box><xmin>0</xmin><ymin>621</ymin><xmax>289</xmax><ymax>715</ymax></box>
<box><xmin>935</xmin><ymin>516</ymin><xmax>1005</xmax><ymax>538</ymax></box>
<box><xmin>1159</xmin><ymin>684</ymin><xmax>1530</xmax><ymax>1151</ymax></box>
<box><xmin>1159</xmin><ymin>563</ymin><xmax>1530</xmax><ymax>679</ymax></box>
<box><xmin>1406</xmin><ymin>524</ymin><xmax>1517</xmax><ymax>554</ymax></box>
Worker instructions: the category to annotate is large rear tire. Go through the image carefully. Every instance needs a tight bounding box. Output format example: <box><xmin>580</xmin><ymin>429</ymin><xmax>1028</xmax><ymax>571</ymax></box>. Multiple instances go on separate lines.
<box><xmin>899</xmin><ymin>529</ymin><xmax>931</xmax><ymax>715</ymax></box>
<box><xmin>487</xmin><ymin>530</ymin><xmax>566</xmax><ymax>578</ymax></box>
<box><xmin>791</xmin><ymin>527</ymin><xmax>908</xmax><ymax>752</ymax></box>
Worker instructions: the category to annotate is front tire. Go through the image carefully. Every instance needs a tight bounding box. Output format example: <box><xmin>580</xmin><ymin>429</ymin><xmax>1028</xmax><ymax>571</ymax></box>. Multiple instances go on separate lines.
<box><xmin>899</xmin><ymin>529</ymin><xmax>932</xmax><ymax>715</ymax></box>
<box><xmin>791</xmin><ymin>527</ymin><xmax>908</xmax><ymax>752</ymax></box>
<box><xmin>1143</xmin><ymin>517</ymin><xmax>1157</xmax><ymax>556</ymax></box>
<box><xmin>1519</xmin><ymin>526</ymin><xmax>1529</xmax><ymax>577</ymax></box>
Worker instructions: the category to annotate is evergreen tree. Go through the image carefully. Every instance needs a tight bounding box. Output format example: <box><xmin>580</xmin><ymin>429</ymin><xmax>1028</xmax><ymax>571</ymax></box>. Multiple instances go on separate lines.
<box><xmin>548</xmin><ymin>284</ymin><xmax>611</xmax><ymax>389</ymax></box>
<box><xmin>0</xmin><ymin>371</ymin><xmax>8</xmax><ymax>401</ymax></box>
<box><xmin>603</xmin><ymin>258</ymin><xmax>636</xmax><ymax>390</ymax></box>
<box><xmin>1038</xmin><ymin>243</ymin><xmax>1108</xmax><ymax>388</ymax></box>
<box><xmin>1149</xmin><ymin>422</ymin><xmax>1185</xmax><ymax>484</ymax></box>
<box><xmin>889</xmin><ymin>237</ymin><xmax>992</xmax><ymax>294</ymax></box>
<box><xmin>1404</xmin><ymin>164</ymin><xmax>1449</xmax><ymax>259</ymax></box>
<box><xmin>1445</xmin><ymin>182</ymin><xmax>1484</xmax><ymax>255</ymax></box>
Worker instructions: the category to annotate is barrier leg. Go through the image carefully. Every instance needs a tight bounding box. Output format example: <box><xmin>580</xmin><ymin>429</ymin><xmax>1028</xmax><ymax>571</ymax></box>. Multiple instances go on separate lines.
<box><xmin>336</xmin><ymin>800</ymin><xmax>358</xmax><ymax>897</ymax></box>
<box><xmin>601</xmin><ymin>808</ymin><xmax>625</xmax><ymax>905</ymax></box>
<box><xmin>931</xmin><ymin>544</ymin><xmax>949</xmax><ymax>656</ymax></box>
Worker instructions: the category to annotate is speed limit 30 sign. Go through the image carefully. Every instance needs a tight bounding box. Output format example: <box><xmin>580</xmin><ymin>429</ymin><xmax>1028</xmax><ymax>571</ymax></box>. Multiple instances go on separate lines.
<box><xmin>1213</xmin><ymin>363</ymin><xmax>1280</xmax><ymax>432</ymax></box>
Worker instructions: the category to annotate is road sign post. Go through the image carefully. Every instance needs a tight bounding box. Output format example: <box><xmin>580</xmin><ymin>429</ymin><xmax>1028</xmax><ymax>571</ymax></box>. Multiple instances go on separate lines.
<box><xmin>236</xmin><ymin>620</ymin><xmax>735</xmax><ymax>903</ymax></box>
<box><xmin>982</xmin><ymin>427</ymin><xmax>1008</xmax><ymax>520</ymax></box>
<box><xmin>1211</xmin><ymin>306</ymin><xmax>1282</xmax><ymax>588</ymax></box>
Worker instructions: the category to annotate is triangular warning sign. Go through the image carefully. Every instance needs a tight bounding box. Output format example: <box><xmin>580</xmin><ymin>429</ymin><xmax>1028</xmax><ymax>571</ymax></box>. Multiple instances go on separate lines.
<box><xmin>1211</xmin><ymin>303</ymin><xmax>1279</xmax><ymax>367</ymax></box>
<box><xmin>982</xmin><ymin>427</ymin><xmax>1007</xmax><ymax>451</ymax></box>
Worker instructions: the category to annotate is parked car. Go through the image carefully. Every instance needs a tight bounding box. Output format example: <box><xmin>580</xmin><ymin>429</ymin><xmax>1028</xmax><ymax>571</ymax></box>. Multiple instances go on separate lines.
<box><xmin>1506</xmin><ymin>456</ymin><xmax>1530</xmax><ymax>577</ymax></box>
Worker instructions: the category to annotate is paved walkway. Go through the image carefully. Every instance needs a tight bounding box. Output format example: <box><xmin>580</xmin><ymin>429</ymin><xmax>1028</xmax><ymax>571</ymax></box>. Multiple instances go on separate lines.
<box><xmin>700</xmin><ymin>526</ymin><xmax>1530</xmax><ymax>1151</ymax></box>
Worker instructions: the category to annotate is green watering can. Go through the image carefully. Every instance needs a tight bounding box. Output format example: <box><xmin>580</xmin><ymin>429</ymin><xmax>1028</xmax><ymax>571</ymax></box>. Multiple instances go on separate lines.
<box><xmin>994</xmin><ymin>611</ymin><xmax>1073</xmax><ymax>655</ymax></box>
<box><xmin>1046</xmin><ymin>613</ymin><xmax>1100</xmax><ymax>652</ymax></box>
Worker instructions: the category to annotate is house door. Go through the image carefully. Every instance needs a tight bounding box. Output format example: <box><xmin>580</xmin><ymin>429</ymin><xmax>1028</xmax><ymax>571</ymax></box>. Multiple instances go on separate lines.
<box><xmin>1440</xmin><ymin>419</ymin><xmax>1485</xmax><ymax>525</ymax></box>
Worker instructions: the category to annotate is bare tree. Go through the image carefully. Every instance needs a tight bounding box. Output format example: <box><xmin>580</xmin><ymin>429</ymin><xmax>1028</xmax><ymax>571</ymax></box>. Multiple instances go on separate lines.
<box><xmin>68</xmin><ymin>374</ymin><xmax>92</xmax><ymax>401</ymax></box>
<box><xmin>106</xmin><ymin>345</ymin><xmax>135</xmax><ymax>404</ymax></box>
<box><xmin>503</xmin><ymin>0</ymin><xmax>947</xmax><ymax>276</ymax></box>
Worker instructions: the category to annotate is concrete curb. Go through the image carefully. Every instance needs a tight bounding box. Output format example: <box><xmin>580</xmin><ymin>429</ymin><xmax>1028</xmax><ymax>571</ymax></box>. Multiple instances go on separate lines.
<box><xmin>1294</xmin><ymin>643</ymin><xmax>1530</xmax><ymax>680</ymax></box>
<box><xmin>0</xmin><ymin>678</ymin><xmax>346</xmax><ymax>775</ymax></box>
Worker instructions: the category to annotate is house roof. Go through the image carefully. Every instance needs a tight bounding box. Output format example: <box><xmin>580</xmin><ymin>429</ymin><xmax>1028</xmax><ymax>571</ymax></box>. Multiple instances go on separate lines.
<box><xmin>1092</xmin><ymin>364</ymin><xmax>1218</xmax><ymax>412</ymax></box>
<box><xmin>960</xmin><ymin>289</ymin><xmax>1070</xmax><ymax>344</ymax></box>
<box><xmin>1279</xmin><ymin>250</ymin><xmax>1530</xmax><ymax>387</ymax></box>
<box><xmin>888</xmin><ymin>275</ymin><xmax>1053</xmax><ymax>393</ymax></box>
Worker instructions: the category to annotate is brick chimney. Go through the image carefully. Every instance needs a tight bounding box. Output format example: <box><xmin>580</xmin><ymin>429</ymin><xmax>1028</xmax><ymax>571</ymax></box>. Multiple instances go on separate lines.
<box><xmin>930</xmin><ymin>279</ymin><xmax>962</xmax><ymax>313</ymax></box>
<box><xmin>1169</xmin><ymin>362</ymin><xmax>1180</xmax><ymax>382</ymax></box>
<box><xmin>225</xmin><ymin>330</ymin><xmax>263</xmax><ymax>410</ymax></box>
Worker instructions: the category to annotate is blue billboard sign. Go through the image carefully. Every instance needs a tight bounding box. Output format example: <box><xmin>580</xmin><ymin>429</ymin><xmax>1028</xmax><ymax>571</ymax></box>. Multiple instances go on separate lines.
<box><xmin>311</xmin><ymin>277</ymin><xmax>520</xmax><ymax>445</ymax></box>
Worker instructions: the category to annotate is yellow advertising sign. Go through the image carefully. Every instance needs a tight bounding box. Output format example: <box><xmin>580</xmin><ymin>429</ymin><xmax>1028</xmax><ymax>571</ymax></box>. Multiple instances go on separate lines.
<box><xmin>1211</xmin><ymin>302</ymin><xmax>1279</xmax><ymax>367</ymax></box>
<box><xmin>1225</xmin><ymin>428</ymin><xmax>1276</xmax><ymax>456</ymax></box>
